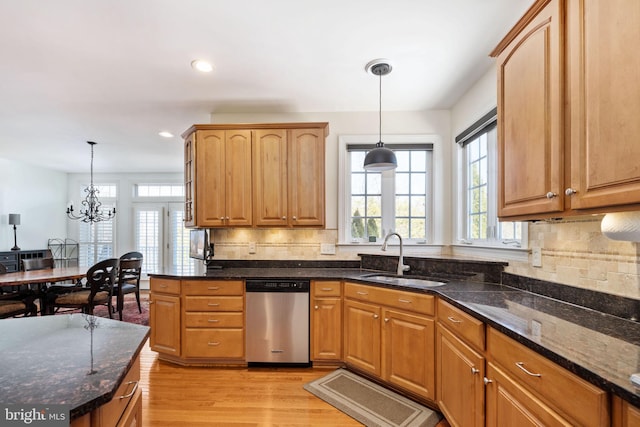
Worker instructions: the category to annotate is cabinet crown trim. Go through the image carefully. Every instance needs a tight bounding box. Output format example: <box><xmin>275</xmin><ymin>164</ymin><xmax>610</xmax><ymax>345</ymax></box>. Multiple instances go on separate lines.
<box><xmin>181</xmin><ymin>122</ymin><xmax>330</xmax><ymax>138</ymax></box>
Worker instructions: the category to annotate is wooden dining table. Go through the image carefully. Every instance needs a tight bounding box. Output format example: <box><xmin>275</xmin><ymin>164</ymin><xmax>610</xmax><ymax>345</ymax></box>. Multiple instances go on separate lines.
<box><xmin>0</xmin><ymin>266</ymin><xmax>86</xmax><ymax>288</ymax></box>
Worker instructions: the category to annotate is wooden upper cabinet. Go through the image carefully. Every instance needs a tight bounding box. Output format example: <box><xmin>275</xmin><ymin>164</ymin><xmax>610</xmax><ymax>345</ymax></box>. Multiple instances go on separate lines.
<box><xmin>189</xmin><ymin>129</ymin><xmax>252</xmax><ymax>228</ymax></box>
<box><xmin>494</xmin><ymin>0</ymin><xmax>564</xmax><ymax>218</ymax></box>
<box><xmin>253</xmin><ymin>126</ymin><xmax>326</xmax><ymax>227</ymax></box>
<box><xmin>253</xmin><ymin>129</ymin><xmax>288</xmax><ymax>227</ymax></box>
<box><xmin>182</xmin><ymin>122</ymin><xmax>327</xmax><ymax>228</ymax></box>
<box><xmin>493</xmin><ymin>0</ymin><xmax>640</xmax><ymax>219</ymax></box>
<box><xmin>567</xmin><ymin>0</ymin><xmax>640</xmax><ymax>209</ymax></box>
<box><xmin>288</xmin><ymin>128</ymin><xmax>325</xmax><ymax>227</ymax></box>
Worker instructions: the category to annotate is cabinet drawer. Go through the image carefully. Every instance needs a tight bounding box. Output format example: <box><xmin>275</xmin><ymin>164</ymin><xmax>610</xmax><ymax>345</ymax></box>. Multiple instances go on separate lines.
<box><xmin>312</xmin><ymin>281</ymin><xmax>342</xmax><ymax>297</ymax></box>
<box><xmin>116</xmin><ymin>387</ymin><xmax>142</xmax><ymax>427</ymax></box>
<box><xmin>185</xmin><ymin>312</ymin><xmax>244</xmax><ymax>328</ymax></box>
<box><xmin>184</xmin><ymin>296</ymin><xmax>244</xmax><ymax>312</ymax></box>
<box><xmin>346</xmin><ymin>282</ymin><xmax>434</xmax><ymax>315</ymax></box>
<box><xmin>437</xmin><ymin>299</ymin><xmax>485</xmax><ymax>351</ymax></box>
<box><xmin>94</xmin><ymin>355</ymin><xmax>140</xmax><ymax>427</ymax></box>
<box><xmin>150</xmin><ymin>278</ymin><xmax>181</xmax><ymax>295</ymax></box>
<box><xmin>184</xmin><ymin>328</ymin><xmax>244</xmax><ymax>358</ymax></box>
<box><xmin>487</xmin><ymin>327</ymin><xmax>608</xmax><ymax>427</ymax></box>
<box><xmin>183</xmin><ymin>280</ymin><xmax>244</xmax><ymax>296</ymax></box>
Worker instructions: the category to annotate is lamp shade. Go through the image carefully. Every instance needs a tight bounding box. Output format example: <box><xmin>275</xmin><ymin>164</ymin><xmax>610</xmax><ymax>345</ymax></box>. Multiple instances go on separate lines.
<box><xmin>8</xmin><ymin>214</ymin><xmax>20</xmax><ymax>226</ymax></box>
<box><xmin>363</xmin><ymin>144</ymin><xmax>397</xmax><ymax>171</ymax></box>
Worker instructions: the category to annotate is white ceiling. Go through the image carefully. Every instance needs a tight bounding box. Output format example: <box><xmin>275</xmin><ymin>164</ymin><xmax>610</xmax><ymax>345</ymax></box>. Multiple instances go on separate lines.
<box><xmin>0</xmin><ymin>0</ymin><xmax>531</xmax><ymax>174</ymax></box>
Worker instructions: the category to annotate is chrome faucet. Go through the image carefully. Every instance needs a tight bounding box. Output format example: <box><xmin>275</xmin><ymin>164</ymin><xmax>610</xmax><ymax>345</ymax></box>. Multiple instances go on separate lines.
<box><xmin>381</xmin><ymin>232</ymin><xmax>410</xmax><ymax>276</ymax></box>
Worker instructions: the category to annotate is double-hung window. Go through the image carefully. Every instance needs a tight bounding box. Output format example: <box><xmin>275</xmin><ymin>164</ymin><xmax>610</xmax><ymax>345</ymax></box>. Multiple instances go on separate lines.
<box><xmin>340</xmin><ymin>135</ymin><xmax>436</xmax><ymax>245</ymax></box>
<box><xmin>457</xmin><ymin>108</ymin><xmax>524</xmax><ymax>248</ymax></box>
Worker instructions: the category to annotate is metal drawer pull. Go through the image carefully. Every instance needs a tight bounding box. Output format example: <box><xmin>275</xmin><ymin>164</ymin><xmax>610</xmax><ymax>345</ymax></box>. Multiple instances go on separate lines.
<box><xmin>373</xmin><ymin>314</ymin><xmax>379</xmax><ymax>319</ymax></box>
<box><xmin>321</xmin><ymin>287</ymin><xmax>334</xmax><ymax>291</ymax></box>
<box><xmin>119</xmin><ymin>381</ymin><xmax>139</xmax><ymax>399</ymax></box>
<box><xmin>356</xmin><ymin>291</ymin><xmax>368</xmax><ymax>296</ymax></box>
<box><xmin>314</xmin><ymin>305</ymin><xmax>319</xmax><ymax>310</ymax></box>
<box><xmin>516</xmin><ymin>362</ymin><xmax>542</xmax><ymax>377</ymax></box>
<box><xmin>447</xmin><ymin>316</ymin><xmax>462</xmax><ymax>323</ymax></box>
<box><xmin>207</xmin><ymin>319</ymin><xmax>219</xmax><ymax>323</ymax></box>
<box><xmin>398</xmin><ymin>298</ymin><xmax>412</xmax><ymax>304</ymax></box>
<box><xmin>484</xmin><ymin>377</ymin><xmax>493</xmax><ymax>385</ymax></box>
<box><xmin>471</xmin><ymin>367</ymin><xmax>480</xmax><ymax>374</ymax></box>
<box><xmin>159</xmin><ymin>284</ymin><xmax>168</xmax><ymax>288</ymax></box>
<box><xmin>207</xmin><ymin>286</ymin><xmax>220</xmax><ymax>290</ymax></box>
<box><xmin>208</xmin><ymin>341</ymin><xmax>221</xmax><ymax>346</ymax></box>
<box><xmin>207</xmin><ymin>303</ymin><xmax>220</xmax><ymax>306</ymax></box>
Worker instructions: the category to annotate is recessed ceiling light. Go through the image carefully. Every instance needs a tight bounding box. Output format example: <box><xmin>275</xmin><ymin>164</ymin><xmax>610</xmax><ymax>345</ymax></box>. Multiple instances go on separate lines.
<box><xmin>158</xmin><ymin>131</ymin><xmax>174</xmax><ymax>138</ymax></box>
<box><xmin>191</xmin><ymin>59</ymin><xmax>213</xmax><ymax>73</ymax></box>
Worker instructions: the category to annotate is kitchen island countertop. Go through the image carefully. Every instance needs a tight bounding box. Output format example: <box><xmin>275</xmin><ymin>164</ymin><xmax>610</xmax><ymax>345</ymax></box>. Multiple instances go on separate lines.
<box><xmin>0</xmin><ymin>314</ymin><xmax>149</xmax><ymax>420</ymax></box>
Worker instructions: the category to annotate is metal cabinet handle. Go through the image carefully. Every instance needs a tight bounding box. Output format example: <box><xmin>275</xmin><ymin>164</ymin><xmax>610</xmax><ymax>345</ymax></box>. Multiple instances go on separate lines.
<box><xmin>159</xmin><ymin>284</ymin><xmax>168</xmax><ymax>288</ymax></box>
<box><xmin>373</xmin><ymin>314</ymin><xmax>379</xmax><ymax>319</ymax></box>
<box><xmin>281</xmin><ymin>216</ymin><xmax>287</xmax><ymax>220</ymax></box>
<box><xmin>314</xmin><ymin>305</ymin><xmax>319</xmax><ymax>310</ymax></box>
<box><xmin>207</xmin><ymin>303</ymin><xmax>220</xmax><ymax>307</ymax></box>
<box><xmin>384</xmin><ymin>318</ymin><xmax>389</xmax><ymax>322</ymax></box>
<box><xmin>225</xmin><ymin>216</ymin><xmax>230</xmax><ymax>220</ymax></box>
<box><xmin>398</xmin><ymin>298</ymin><xmax>412</xmax><ymax>304</ymax></box>
<box><xmin>292</xmin><ymin>216</ymin><xmax>297</xmax><ymax>220</ymax></box>
<box><xmin>207</xmin><ymin>319</ymin><xmax>219</xmax><ymax>323</ymax></box>
<box><xmin>515</xmin><ymin>362</ymin><xmax>542</xmax><ymax>377</ymax></box>
<box><xmin>321</xmin><ymin>287</ymin><xmax>333</xmax><ymax>291</ymax></box>
<box><xmin>447</xmin><ymin>316</ymin><xmax>462</xmax><ymax>323</ymax></box>
<box><xmin>471</xmin><ymin>367</ymin><xmax>480</xmax><ymax>375</ymax></box>
<box><xmin>220</xmin><ymin>217</ymin><xmax>225</xmax><ymax>221</ymax></box>
<box><xmin>565</xmin><ymin>188</ymin><xmax>578</xmax><ymax>196</ymax></box>
<box><xmin>208</xmin><ymin>341</ymin><xmax>220</xmax><ymax>346</ymax></box>
<box><xmin>119</xmin><ymin>381</ymin><xmax>139</xmax><ymax>399</ymax></box>
<box><xmin>207</xmin><ymin>287</ymin><xmax>220</xmax><ymax>290</ymax></box>
<box><xmin>356</xmin><ymin>291</ymin><xmax>368</xmax><ymax>296</ymax></box>
<box><xmin>484</xmin><ymin>377</ymin><xmax>493</xmax><ymax>385</ymax></box>
<box><xmin>546</xmin><ymin>192</ymin><xmax>557</xmax><ymax>199</ymax></box>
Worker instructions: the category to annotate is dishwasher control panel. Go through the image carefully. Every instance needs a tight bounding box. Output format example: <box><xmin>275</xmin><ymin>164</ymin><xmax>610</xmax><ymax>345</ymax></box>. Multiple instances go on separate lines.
<box><xmin>246</xmin><ymin>280</ymin><xmax>310</xmax><ymax>292</ymax></box>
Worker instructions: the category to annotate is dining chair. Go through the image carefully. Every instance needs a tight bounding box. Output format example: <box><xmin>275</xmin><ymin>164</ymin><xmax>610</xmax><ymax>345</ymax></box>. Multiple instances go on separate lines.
<box><xmin>113</xmin><ymin>258</ymin><xmax>143</xmax><ymax>320</ymax></box>
<box><xmin>0</xmin><ymin>262</ymin><xmax>37</xmax><ymax>318</ymax></box>
<box><xmin>120</xmin><ymin>251</ymin><xmax>143</xmax><ymax>260</ymax></box>
<box><xmin>46</xmin><ymin>258</ymin><xmax>119</xmax><ymax>316</ymax></box>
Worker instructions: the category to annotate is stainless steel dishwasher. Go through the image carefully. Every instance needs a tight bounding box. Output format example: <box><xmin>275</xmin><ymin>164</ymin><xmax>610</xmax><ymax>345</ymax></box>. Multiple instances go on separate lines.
<box><xmin>245</xmin><ymin>279</ymin><xmax>310</xmax><ymax>366</ymax></box>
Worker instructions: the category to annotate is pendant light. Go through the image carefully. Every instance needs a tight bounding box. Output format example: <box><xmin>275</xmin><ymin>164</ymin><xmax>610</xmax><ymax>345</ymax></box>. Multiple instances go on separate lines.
<box><xmin>363</xmin><ymin>59</ymin><xmax>397</xmax><ymax>171</ymax></box>
<box><xmin>66</xmin><ymin>141</ymin><xmax>116</xmax><ymax>223</ymax></box>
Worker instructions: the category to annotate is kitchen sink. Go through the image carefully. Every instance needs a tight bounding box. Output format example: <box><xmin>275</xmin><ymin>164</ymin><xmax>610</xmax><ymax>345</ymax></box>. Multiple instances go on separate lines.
<box><xmin>361</xmin><ymin>274</ymin><xmax>447</xmax><ymax>289</ymax></box>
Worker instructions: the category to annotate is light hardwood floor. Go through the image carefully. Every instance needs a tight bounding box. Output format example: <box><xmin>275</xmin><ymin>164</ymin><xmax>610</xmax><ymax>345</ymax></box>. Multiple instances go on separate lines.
<box><xmin>139</xmin><ymin>342</ymin><xmax>362</xmax><ymax>426</ymax></box>
<box><xmin>140</xmin><ymin>342</ymin><xmax>451</xmax><ymax>426</ymax></box>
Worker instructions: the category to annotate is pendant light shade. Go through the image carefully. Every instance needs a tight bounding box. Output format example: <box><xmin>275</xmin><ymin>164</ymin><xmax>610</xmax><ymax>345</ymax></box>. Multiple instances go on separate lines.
<box><xmin>363</xmin><ymin>59</ymin><xmax>397</xmax><ymax>171</ymax></box>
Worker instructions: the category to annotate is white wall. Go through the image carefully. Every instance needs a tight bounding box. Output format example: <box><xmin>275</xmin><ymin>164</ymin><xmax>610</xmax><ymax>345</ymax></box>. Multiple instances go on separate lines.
<box><xmin>0</xmin><ymin>158</ymin><xmax>68</xmax><ymax>251</ymax></box>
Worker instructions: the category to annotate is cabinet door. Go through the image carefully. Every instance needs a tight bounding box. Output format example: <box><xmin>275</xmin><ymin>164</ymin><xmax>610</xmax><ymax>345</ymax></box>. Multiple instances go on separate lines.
<box><xmin>485</xmin><ymin>362</ymin><xmax>572</xmax><ymax>427</ymax></box>
<box><xmin>254</xmin><ymin>129</ymin><xmax>288</xmax><ymax>226</ymax></box>
<box><xmin>436</xmin><ymin>324</ymin><xmax>485</xmax><ymax>427</ymax></box>
<box><xmin>225</xmin><ymin>130</ymin><xmax>253</xmax><ymax>226</ymax></box>
<box><xmin>288</xmin><ymin>128</ymin><xmax>325</xmax><ymax>227</ymax></box>
<box><xmin>184</xmin><ymin>132</ymin><xmax>195</xmax><ymax>227</ymax></box>
<box><xmin>150</xmin><ymin>293</ymin><xmax>181</xmax><ymax>356</ymax></box>
<box><xmin>311</xmin><ymin>297</ymin><xmax>342</xmax><ymax>361</ymax></box>
<box><xmin>195</xmin><ymin>130</ymin><xmax>227</xmax><ymax>227</ymax></box>
<box><xmin>496</xmin><ymin>0</ymin><xmax>564</xmax><ymax>218</ymax></box>
<box><xmin>568</xmin><ymin>0</ymin><xmax>640</xmax><ymax>209</ymax></box>
<box><xmin>343</xmin><ymin>299</ymin><xmax>381</xmax><ymax>377</ymax></box>
<box><xmin>382</xmin><ymin>309</ymin><xmax>435</xmax><ymax>400</ymax></box>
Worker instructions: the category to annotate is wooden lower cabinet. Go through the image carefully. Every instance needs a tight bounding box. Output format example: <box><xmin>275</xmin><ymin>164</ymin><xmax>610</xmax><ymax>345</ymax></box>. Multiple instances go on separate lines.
<box><xmin>311</xmin><ymin>281</ymin><xmax>342</xmax><ymax>362</ymax></box>
<box><xmin>343</xmin><ymin>282</ymin><xmax>436</xmax><ymax>401</ymax></box>
<box><xmin>436</xmin><ymin>323</ymin><xmax>485</xmax><ymax>427</ymax></box>
<box><xmin>71</xmin><ymin>355</ymin><xmax>142</xmax><ymax>427</ymax></box>
<box><xmin>149</xmin><ymin>277</ymin><xmax>245</xmax><ymax>365</ymax></box>
<box><xmin>613</xmin><ymin>395</ymin><xmax>640</xmax><ymax>427</ymax></box>
<box><xmin>383</xmin><ymin>308</ymin><xmax>435</xmax><ymax>400</ymax></box>
<box><xmin>486</xmin><ymin>362</ymin><xmax>572</xmax><ymax>426</ymax></box>
<box><xmin>149</xmin><ymin>279</ymin><xmax>181</xmax><ymax>357</ymax></box>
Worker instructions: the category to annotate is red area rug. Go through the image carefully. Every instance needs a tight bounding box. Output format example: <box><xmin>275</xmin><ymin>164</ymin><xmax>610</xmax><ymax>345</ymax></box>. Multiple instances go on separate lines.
<box><xmin>92</xmin><ymin>292</ymin><xmax>149</xmax><ymax>326</ymax></box>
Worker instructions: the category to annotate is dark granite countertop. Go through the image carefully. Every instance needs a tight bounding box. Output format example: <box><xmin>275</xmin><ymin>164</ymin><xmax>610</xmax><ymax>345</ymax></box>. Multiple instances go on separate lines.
<box><xmin>0</xmin><ymin>315</ymin><xmax>150</xmax><ymax>419</ymax></box>
<box><xmin>151</xmin><ymin>265</ymin><xmax>640</xmax><ymax>407</ymax></box>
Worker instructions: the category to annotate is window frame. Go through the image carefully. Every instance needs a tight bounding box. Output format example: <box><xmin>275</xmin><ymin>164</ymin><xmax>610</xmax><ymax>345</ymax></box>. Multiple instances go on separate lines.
<box><xmin>455</xmin><ymin>109</ymin><xmax>528</xmax><ymax>251</ymax></box>
<box><xmin>338</xmin><ymin>134</ymin><xmax>444</xmax><ymax>247</ymax></box>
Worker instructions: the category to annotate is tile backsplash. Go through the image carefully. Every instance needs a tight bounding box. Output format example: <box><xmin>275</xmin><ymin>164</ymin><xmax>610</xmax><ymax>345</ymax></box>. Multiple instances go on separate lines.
<box><xmin>209</xmin><ymin>214</ymin><xmax>640</xmax><ymax>300</ymax></box>
<box><xmin>507</xmin><ymin>215</ymin><xmax>640</xmax><ymax>300</ymax></box>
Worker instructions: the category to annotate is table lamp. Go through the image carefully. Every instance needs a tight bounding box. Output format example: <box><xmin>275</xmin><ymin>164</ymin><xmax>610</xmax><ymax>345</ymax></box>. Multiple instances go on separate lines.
<box><xmin>9</xmin><ymin>213</ymin><xmax>20</xmax><ymax>251</ymax></box>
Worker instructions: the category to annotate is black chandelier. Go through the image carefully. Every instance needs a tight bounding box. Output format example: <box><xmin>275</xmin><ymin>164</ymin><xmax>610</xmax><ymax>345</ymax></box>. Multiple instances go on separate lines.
<box><xmin>66</xmin><ymin>141</ymin><xmax>116</xmax><ymax>223</ymax></box>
